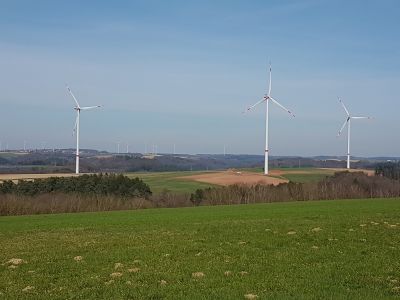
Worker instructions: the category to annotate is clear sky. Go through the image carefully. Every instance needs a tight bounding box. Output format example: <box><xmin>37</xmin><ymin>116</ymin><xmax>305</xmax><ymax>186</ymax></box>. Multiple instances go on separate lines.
<box><xmin>0</xmin><ymin>0</ymin><xmax>399</xmax><ymax>156</ymax></box>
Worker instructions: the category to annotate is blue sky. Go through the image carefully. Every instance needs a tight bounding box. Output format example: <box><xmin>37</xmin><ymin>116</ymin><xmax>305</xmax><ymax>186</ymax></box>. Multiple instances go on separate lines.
<box><xmin>0</xmin><ymin>0</ymin><xmax>399</xmax><ymax>156</ymax></box>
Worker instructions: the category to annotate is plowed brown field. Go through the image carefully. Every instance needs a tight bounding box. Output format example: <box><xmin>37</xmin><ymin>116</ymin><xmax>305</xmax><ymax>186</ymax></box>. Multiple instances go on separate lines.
<box><xmin>181</xmin><ymin>171</ymin><xmax>288</xmax><ymax>186</ymax></box>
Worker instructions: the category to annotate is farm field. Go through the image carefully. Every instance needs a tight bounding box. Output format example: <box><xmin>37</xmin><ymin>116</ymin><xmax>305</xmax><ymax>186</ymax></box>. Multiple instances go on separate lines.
<box><xmin>0</xmin><ymin>173</ymin><xmax>78</xmax><ymax>182</ymax></box>
<box><xmin>240</xmin><ymin>167</ymin><xmax>373</xmax><ymax>183</ymax></box>
<box><xmin>0</xmin><ymin>152</ymin><xmax>29</xmax><ymax>159</ymax></box>
<box><xmin>181</xmin><ymin>170</ymin><xmax>287</xmax><ymax>187</ymax></box>
<box><xmin>0</xmin><ymin>167</ymin><xmax>374</xmax><ymax>194</ymax></box>
<box><xmin>126</xmin><ymin>168</ymin><xmax>326</xmax><ymax>193</ymax></box>
<box><xmin>127</xmin><ymin>168</ymin><xmax>346</xmax><ymax>193</ymax></box>
<box><xmin>270</xmin><ymin>168</ymin><xmax>338</xmax><ymax>183</ymax></box>
<box><xmin>125</xmin><ymin>171</ymin><xmax>216</xmax><ymax>193</ymax></box>
<box><xmin>1</xmin><ymin>198</ymin><xmax>399</xmax><ymax>299</ymax></box>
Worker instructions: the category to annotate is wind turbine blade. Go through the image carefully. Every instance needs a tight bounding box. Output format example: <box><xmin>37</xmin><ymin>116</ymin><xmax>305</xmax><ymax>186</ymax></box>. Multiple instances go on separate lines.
<box><xmin>242</xmin><ymin>98</ymin><xmax>266</xmax><ymax>113</ymax></box>
<box><xmin>351</xmin><ymin>116</ymin><xmax>371</xmax><ymax>119</ymax></box>
<box><xmin>337</xmin><ymin>118</ymin><xmax>348</xmax><ymax>136</ymax></box>
<box><xmin>80</xmin><ymin>105</ymin><xmax>102</xmax><ymax>110</ymax></box>
<box><xmin>338</xmin><ymin>97</ymin><xmax>350</xmax><ymax>116</ymax></box>
<box><xmin>269</xmin><ymin>97</ymin><xmax>295</xmax><ymax>117</ymax></box>
<box><xmin>268</xmin><ymin>62</ymin><xmax>272</xmax><ymax>96</ymax></box>
<box><xmin>66</xmin><ymin>85</ymin><xmax>80</xmax><ymax>108</ymax></box>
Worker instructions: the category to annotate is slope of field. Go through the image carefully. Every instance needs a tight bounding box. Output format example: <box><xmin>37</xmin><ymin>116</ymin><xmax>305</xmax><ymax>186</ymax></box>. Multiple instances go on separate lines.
<box><xmin>182</xmin><ymin>170</ymin><xmax>288</xmax><ymax>186</ymax></box>
<box><xmin>271</xmin><ymin>168</ymin><xmax>338</xmax><ymax>183</ymax></box>
<box><xmin>126</xmin><ymin>171</ymin><xmax>215</xmax><ymax>193</ymax></box>
<box><xmin>241</xmin><ymin>167</ymin><xmax>374</xmax><ymax>183</ymax></box>
<box><xmin>180</xmin><ymin>168</ymin><xmax>336</xmax><ymax>186</ymax></box>
<box><xmin>1</xmin><ymin>198</ymin><xmax>399</xmax><ymax>299</ymax></box>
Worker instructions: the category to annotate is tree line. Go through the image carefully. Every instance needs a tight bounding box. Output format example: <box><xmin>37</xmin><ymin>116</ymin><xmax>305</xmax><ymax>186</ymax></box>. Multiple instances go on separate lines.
<box><xmin>190</xmin><ymin>171</ymin><xmax>400</xmax><ymax>206</ymax></box>
<box><xmin>375</xmin><ymin>162</ymin><xmax>400</xmax><ymax>180</ymax></box>
<box><xmin>0</xmin><ymin>174</ymin><xmax>152</xmax><ymax>198</ymax></box>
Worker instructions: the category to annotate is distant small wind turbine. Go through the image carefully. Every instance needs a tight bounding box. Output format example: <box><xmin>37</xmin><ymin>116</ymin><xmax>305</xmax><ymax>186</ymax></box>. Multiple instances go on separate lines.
<box><xmin>67</xmin><ymin>85</ymin><xmax>101</xmax><ymax>174</ymax></box>
<box><xmin>243</xmin><ymin>63</ymin><xmax>295</xmax><ymax>175</ymax></box>
<box><xmin>116</xmin><ymin>141</ymin><xmax>121</xmax><ymax>154</ymax></box>
<box><xmin>337</xmin><ymin>97</ymin><xmax>371</xmax><ymax>169</ymax></box>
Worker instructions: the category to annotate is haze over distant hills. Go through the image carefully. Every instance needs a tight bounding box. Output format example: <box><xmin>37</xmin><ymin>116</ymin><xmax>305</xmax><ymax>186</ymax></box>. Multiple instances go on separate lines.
<box><xmin>0</xmin><ymin>149</ymin><xmax>397</xmax><ymax>174</ymax></box>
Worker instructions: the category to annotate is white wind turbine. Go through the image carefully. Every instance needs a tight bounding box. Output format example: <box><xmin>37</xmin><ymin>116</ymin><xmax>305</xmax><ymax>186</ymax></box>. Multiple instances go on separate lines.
<box><xmin>243</xmin><ymin>63</ymin><xmax>295</xmax><ymax>175</ymax></box>
<box><xmin>337</xmin><ymin>97</ymin><xmax>371</xmax><ymax>169</ymax></box>
<box><xmin>67</xmin><ymin>85</ymin><xmax>101</xmax><ymax>174</ymax></box>
<box><xmin>116</xmin><ymin>141</ymin><xmax>121</xmax><ymax>154</ymax></box>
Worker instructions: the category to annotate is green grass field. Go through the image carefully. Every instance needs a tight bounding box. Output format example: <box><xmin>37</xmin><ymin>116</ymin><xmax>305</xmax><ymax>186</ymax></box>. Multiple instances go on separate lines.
<box><xmin>1</xmin><ymin>198</ymin><xmax>400</xmax><ymax>299</ymax></box>
<box><xmin>0</xmin><ymin>152</ymin><xmax>29</xmax><ymax>159</ymax></box>
<box><xmin>282</xmin><ymin>173</ymin><xmax>330</xmax><ymax>183</ymax></box>
<box><xmin>241</xmin><ymin>167</ymin><xmax>338</xmax><ymax>183</ymax></box>
<box><xmin>127</xmin><ymin>168</ymin><xmax>339</xmax><ymax>194</ymax></box>
<box><xmin>126</xmin><ymin>171</ymin><xmax>215</xmax><ymax>193</ymax></box>
<box><xmin>280</xmin><ymin>168</ymin><xmax>338</xmax><ymax>183</ymax></box>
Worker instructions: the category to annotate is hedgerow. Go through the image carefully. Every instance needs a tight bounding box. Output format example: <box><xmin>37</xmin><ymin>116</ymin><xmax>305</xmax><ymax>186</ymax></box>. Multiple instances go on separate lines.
<box><xmin>0</xmin><ymin>174</ymin><xmax>152</xmax><ymax>198</ymax></box>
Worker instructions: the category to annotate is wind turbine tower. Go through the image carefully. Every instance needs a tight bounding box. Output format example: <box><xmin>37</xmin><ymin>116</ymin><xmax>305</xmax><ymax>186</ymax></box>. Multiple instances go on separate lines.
<box><xmin>116</xmin><ymin>142</ymin><xmax>121</xmax><ymax>154</ymax></box>
<box><xmin>243</xmin><ymin>63</ymin><xmax>295</xmax><ymax>175</ymax></box>
<box><xmin>337</xmin><ymin>97</ymin><xmax>371</xmax><ymax>169</ymax></box>
<box><xmin>67</xmin><ymin>85</ymin><xmax>101</xmax><ymax>174</ymax></box>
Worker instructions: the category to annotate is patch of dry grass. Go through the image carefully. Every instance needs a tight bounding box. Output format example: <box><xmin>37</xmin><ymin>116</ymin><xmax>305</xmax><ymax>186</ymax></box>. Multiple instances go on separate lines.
<box><xmin>110</xmin><ymin>272</ymin><xmax>123</xmax><ymax>278</ymax></box>
<box><xmin>192</xmin><ymin>272</ymin><xmax>205</xmax><ymax>278</ymax></box>
<box><xmin>244</xmin><ymin>294</ymin><xmax>258</xmax><ymax>299</ymax></box>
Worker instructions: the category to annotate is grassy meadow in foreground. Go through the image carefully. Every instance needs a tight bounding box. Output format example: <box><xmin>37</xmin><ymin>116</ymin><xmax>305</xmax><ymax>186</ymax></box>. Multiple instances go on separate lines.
<box><xmin>1</xmin><ymin>198</ymin><xmax>400</xmax><ymax>299</ymax></box>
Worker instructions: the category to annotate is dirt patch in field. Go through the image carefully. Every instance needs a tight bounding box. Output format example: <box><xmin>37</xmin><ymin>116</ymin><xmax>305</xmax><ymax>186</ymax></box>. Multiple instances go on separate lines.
<box><xmin>181</xmin><ymin>168</ymin><xmax>374</xmax><ymax>187</ymax></box>
<box><xmin>181</xmin><ymin>171</ymin><xmax>288</xmax><ymax>186</ymax></box>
